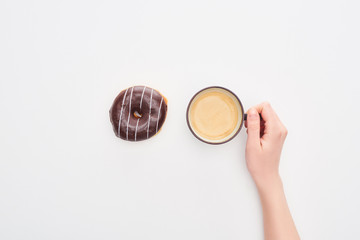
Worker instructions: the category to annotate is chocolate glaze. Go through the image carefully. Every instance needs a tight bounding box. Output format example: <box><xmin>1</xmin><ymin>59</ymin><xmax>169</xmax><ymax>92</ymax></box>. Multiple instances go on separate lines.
<box><xmin>109</xmin><ymin>86</ymin><xmax>167</xmax><ymax>141</ymax></box>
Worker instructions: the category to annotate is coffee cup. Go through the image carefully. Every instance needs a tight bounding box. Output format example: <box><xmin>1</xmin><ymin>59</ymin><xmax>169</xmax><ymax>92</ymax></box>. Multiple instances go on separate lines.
<box><xmin>186</xmin><ymin>86</ymin><xmax>248</xmax><ymax>144</ymax></box>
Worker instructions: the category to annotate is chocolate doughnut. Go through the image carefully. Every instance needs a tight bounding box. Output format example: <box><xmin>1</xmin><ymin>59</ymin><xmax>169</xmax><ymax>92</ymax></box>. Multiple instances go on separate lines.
<box><xmin>109</xmin><ymin>86</ymin><xmax>167</xmax><ymax>141</ymax></box>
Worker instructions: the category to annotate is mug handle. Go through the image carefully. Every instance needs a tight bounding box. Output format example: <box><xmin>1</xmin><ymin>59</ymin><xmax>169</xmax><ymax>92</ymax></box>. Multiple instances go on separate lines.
<box><xmin>244</xmin><ymin>113</ymin><xmax>263</xmax><ymax>121</ymax></box>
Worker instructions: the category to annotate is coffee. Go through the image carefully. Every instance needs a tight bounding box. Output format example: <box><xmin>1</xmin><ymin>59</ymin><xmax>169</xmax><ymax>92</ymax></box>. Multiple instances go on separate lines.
<box><xmin>187</xmin><ymin>87</ymin><xmax>243</xmax><ymax>144</ymax></box>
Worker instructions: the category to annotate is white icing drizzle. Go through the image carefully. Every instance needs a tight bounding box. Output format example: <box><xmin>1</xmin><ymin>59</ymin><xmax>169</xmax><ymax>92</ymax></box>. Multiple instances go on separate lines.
<box><xmin>156</xmin><ymin>97</ymin><xmax>164</xmax><ymax>133</ymax></box>
<box><xmin>118</xmin><ymin>88</ymin><xmax>129</xmax><ymax>136</ymax></box>
<box><xmin>140</xmin><ymin>86</ymin><xmax>146</xmax><ymax>109</ymax></box>
<box><xmin>147</xmin><ymin>89</ymin><xmax>154</xmax><ymax>139</ymax></box>
<box><xmin>134</xmin><ymin>118</ymin><xmax>140</xmax><ymax>141</ymax></box>
<box><xmin>126</xmin><ymin>87</ymin><xmax>134</xmax><ymax>140</ymax></box>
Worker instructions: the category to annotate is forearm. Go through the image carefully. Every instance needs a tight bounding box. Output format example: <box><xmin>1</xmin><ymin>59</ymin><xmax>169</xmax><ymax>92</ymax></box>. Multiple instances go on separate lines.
<box><xmin>255</xmin><ymin>175</ymin><xmax>300</xmax><ymax>240</ymax></box>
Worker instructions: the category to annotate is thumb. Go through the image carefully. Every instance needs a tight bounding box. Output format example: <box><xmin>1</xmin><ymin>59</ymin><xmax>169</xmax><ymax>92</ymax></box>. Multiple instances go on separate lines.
<box><xmin>246</xmin><ymin>108</ymin><xmax>261</xmax><ymax>147</ymax></box>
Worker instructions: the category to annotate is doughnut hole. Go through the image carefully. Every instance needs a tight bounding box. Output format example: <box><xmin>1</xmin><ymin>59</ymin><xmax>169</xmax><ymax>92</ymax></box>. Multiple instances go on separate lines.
<box><xmin>132</xmin><ymin>107</ymin><xmax>143</xmax><ymax>119</ymax></box>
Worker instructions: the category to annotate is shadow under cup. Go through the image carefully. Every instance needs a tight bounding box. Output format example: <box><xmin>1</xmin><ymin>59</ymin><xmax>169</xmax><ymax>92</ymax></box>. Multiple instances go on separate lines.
<box><xmin>186</xmin><ymin>86</ymin><xmax>244</xmax><ymax>144</ymax></box>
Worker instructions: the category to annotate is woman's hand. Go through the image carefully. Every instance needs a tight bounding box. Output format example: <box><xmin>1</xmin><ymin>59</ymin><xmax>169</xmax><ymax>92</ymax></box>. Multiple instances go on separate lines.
<box><xmin>244</xmin><ymin>102</ymin><xmax>300</xmax><ymax>240</ymax></box>
<box><xmin>245</xmin><ymin>102</ymin><xmax>288</xmax><ymax>187</ymax></box>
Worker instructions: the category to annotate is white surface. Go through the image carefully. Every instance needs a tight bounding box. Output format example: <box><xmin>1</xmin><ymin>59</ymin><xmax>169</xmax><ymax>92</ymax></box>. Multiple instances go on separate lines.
<box><xmin>0</xmin><ymin>0</ymin><xmax>359</xmax><ymax>239</ymax></box>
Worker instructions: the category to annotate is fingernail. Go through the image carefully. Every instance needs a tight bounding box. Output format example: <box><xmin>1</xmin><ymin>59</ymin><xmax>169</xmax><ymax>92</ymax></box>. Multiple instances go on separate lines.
<box><xmin>248</xmin><ymin>108</ymin><xmax>258</xmax><ymax>119</ymax></box>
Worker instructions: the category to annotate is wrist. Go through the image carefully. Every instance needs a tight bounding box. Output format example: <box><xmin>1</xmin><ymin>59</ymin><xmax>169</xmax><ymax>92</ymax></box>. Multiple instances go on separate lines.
<box><xmin>253</xmin><ymin>173</ymin><xmax>283</xmax><ymax>194</ymax></box>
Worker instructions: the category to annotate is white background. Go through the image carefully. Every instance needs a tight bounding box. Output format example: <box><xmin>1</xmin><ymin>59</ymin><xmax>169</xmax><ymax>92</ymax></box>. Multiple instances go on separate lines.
<box><xmin>1</xmin><ymin>0</ymin><xmax>359</xmax><ymax>239</ymax></box>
